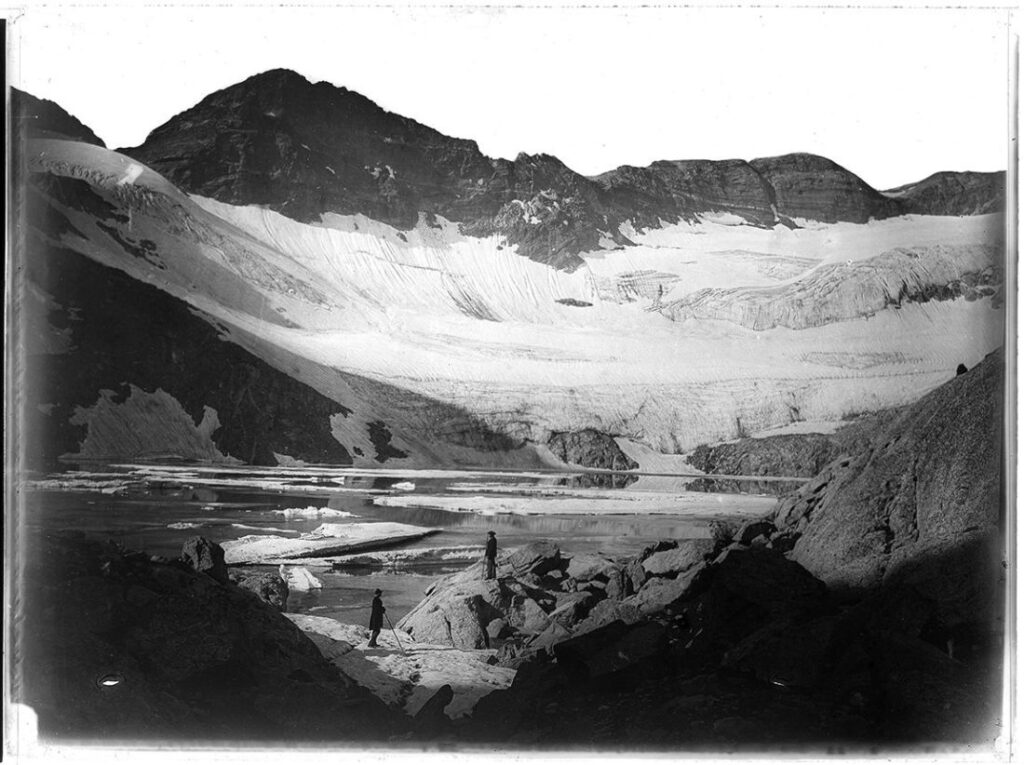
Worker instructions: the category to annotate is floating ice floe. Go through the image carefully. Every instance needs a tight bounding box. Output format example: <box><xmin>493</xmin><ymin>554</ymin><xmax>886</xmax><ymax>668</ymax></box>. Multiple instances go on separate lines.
<box><xmin>279</xmin><ymin>565</ymin><xmax>323</xmax><ymax>591</ymax></box>
<box><xmin>391</xmin><ymin>481</ymin><xmax>416</xmax><ymax>492</ymax></box>
<box><xmin>331</xmin><ymin>545</ymin><xmax>482</xmax><ymax>568</ymax></box>
<box><xmin>272</xmin><ymin>506</ymin><xmax>356</xmax><ymax>519</ymax></box>
<box><xmin>167</xmin><ymin>521</ymin><xmax>203</xmax><ymax>530</ymax></box>
<box><xmin>222</xmin><ymin>521</ymin><xmax>440</xmax><ymax>564</ymax></box>
<box><xmin>230</xmin><ymin>523</ymin><xmax>300</xmax><ymax>535</ymax></box>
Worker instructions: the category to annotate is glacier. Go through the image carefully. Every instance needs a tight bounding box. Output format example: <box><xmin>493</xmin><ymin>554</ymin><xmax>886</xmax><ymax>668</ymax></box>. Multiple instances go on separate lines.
<box><xmin>22</xmin><ymin>138</ymin><xmax>1005</xmax><ymax>468</ymax></box>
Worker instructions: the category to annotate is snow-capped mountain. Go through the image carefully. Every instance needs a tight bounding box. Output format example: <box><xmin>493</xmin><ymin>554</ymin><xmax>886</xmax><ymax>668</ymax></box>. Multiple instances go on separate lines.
<box><xmin>12</xmin><ymin>71</ymin><xmax>1006</xmax><ymax>470</ymax></box>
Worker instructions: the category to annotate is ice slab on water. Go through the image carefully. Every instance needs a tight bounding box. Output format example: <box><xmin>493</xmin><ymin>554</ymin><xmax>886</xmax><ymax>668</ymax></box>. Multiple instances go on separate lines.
<box><xmin>222</xmin><ymin>521</ymin><xmax>440</xmax><ymax>564</ymax></box>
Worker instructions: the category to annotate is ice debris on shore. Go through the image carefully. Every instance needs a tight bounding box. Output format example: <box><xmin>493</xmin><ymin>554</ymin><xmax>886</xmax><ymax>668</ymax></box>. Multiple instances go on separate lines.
<box><xmin>279</xmin><ymin>565</ymin><xmax>323</xmax><ymax>591</ymax></box>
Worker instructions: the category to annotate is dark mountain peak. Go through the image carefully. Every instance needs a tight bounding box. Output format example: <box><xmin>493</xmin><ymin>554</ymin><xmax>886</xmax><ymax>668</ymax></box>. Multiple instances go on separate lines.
<box><xmin>118</xmin><ymin>70</ymin><xmax>1003</xmax><ymax>270</ymax></box>
<box><xmin>12</xmin><ymin>88</ymin><xmax>106</xmax><ymax>147</ymax></box>
<box><xmin>243</xmin><ymin>67</ymin><xmax>313</xmax><ymax>87</ymax></box>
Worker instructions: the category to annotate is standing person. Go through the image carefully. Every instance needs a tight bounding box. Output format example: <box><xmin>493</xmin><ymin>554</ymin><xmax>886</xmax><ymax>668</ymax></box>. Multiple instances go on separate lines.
<box><xmin>484</xmin><ymin>531</ymin><xmax>498</xmax><ymax>580</ymax></box>
<box><xmin>368</xmin><ymin>589</ymin><xmax>385</xmax><ymax>647</ymax></box>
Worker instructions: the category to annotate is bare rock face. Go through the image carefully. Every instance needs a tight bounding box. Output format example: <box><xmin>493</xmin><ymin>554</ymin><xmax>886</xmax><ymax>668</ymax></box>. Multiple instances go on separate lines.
<box><xmin>397</xmin><ymin>577</ymin><xmax>554</xmax><ymax>649</ymax></box>
<box><xmin>180</xmin><ymin>536</ymin><xmax>229</xmax><ymax>583</ymax></box>
<box><xmin>749</xmin><ymin>153</ymin><xmax>902</xmax><ymax>223</ymax></box>
<box><xmin>229</xmin><ymin>570</ymin><xmax>289</xmax><ymax>611</ymax></box>
<box><xmin>885</xmin><ymin>171</ymin><xmax>1006</xmax><ymax>216</ymax></box>
<box><xmin>641</xmin><ymin>539</ymin><xmax>715</xmax><ymax>577</ymax></box>
<box><xmin>686</xmin><ymin>418</ymin><xmax>883</xmax><ymax>478</ymax></box>
<box><xmin>546</xmin><ymin>429</ymin><xmax>639</xmax><ymax>471</ymax></box>
<box><xmin>774</xmin><ymin>350</ymin><xmax>1004</xmax><ymax>627</ymax></box>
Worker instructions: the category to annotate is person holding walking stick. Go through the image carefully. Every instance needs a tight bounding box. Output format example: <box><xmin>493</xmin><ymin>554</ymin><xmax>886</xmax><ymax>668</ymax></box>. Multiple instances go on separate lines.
<box><xmin>368</xmin><ymin>588</ymin><xmax>385</xmax><ymax>647</ymax></box>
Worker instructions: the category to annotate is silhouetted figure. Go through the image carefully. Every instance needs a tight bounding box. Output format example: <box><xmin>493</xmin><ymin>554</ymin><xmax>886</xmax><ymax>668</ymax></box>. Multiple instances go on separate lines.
<box><xmin>956</xmin><ymin>363</ymin><xmax>968</xmax><ymax>376</ymax></box>
<box><xmin>368</xmin><ymin>589</ymin><xmax>385</xmax><ymax>647</ymax></box>
<box><xmin>484</xmin><ymin>531</ymin><xmax>498</xmax><ymax>580</ymax></box>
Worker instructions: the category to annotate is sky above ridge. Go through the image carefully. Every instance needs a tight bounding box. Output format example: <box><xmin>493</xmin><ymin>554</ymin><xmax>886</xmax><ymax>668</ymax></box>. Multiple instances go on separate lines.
<box><xmin>11</xmin><ymin>2</ymin><xmax>1013</xmax><ymax>189</ymax></box>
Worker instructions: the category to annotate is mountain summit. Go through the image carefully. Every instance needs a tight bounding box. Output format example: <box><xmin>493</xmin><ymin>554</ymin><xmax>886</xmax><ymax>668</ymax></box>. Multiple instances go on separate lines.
<box><xmin>121</xmin><ymin>69</ymin><xmax>1003</xmax><ymax>270</ymax></box>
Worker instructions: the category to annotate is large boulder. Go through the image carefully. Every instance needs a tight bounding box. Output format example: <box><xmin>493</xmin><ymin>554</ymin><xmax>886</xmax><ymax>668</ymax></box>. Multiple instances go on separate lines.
<box><xmin>229</xmin><ymin>569</ymin><xmax>288</xmax><ymax>611</ymax></box>
<box><xmin>624</xmin><ymin>564</ymin><xmax>707</xmax><ymax>616</ymax></box>
<box><xmin>572</xmin><ymin>599</ymin><xmax>642</xmax><ymax>635</ymax></box>
<box><xmin>398</xmin><ymin>575</ymin><xmax>557</xmax><ymax>649</ymax></box>
<box><xmin>774</xmin><ymin>351</ymin><xmax>1004</xmax><ymax>628</ymax></box>
<box><xmin>398</xmin><ymin>579</ymin><xmax>506</xmax><ymax>648</ymax></box>
<box><xmin>504</xmin><ymin>541</ymin><xmax>563</xmax><ymax>578</ymax></box>
<box><xmin>180</xmin><ymin>536</ymin><xmax>228</xmax><ymax>583</ymax></box>
<box><xmin>566</xmin><ymin>553</ymin><xmax>620</xmax><ymax>582</ymax></box>
<box><xmin>642</xmin><ymin>539</ymin><xmax>715</xmax><ymax>577</ymax></box>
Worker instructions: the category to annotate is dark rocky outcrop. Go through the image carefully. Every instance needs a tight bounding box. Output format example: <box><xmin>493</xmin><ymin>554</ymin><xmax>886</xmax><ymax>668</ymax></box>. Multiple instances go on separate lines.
<box><xmin>462</xmin><ymin>538</ymin><xmax>1001</xmax><ymax>747</ymax></box>
<box><xmin>229</xmin><ymin>570</ymin><xmax>289</xmax><ymax>611</ymax></box>
<box><xmin>180</xmin><ymin>536</ymin><xmax>229</xmax><ymax>583</ymax></box>
<box><xmin>885</xmin><ymin>171</ymin><xmax>1006</xmax><ymax>216</ymax></box>
<box><xmin>15</xmin><ymin>533</ymin><xmax>403</xmax><ymax>740</ymax></box>
<box><xmin>12</xmin><ymin>88</ymin><xmax>106</xmax><ymax>146</ymax></box>
<box><xmin>774</xmin><ymin>350</ymin><xmax>1004</xmax><ymax>626</ymax></box>
<box><xmin>686</xmin><ymin>415</ymin><xmax>883</xmax><ymax>478</ymax></box>
<box><xmin>546</xmin><ymin>429</ymin><xmax>639</xmax><ymax>472</ymax></box>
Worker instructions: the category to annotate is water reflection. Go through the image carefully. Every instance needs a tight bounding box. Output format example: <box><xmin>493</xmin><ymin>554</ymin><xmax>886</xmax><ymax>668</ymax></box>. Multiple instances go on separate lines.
<box><xmin>683</xmin><ymin>477</ymin><xmax>804</xmax><ymax>497</ymax></box>
<box><xmin>353</xmin><ymin>501</ymin><xmax>720</xmax><ymax>540</ymax></box>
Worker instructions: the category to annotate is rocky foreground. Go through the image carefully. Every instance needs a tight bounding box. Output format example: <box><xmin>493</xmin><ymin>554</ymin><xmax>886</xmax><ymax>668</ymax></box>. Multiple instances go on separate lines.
<box><xmin>15</xmin><ymin>535</ymin><xmax>404</xmax><ymax>741</ymax></box>
<box><xmin>14</xmin><ymin>351</ymin><xmax>1004</xmax><ymax>748</ymax></box>
<box><xmin>396</xmin><ymin>351</ymin><xmax>1006</xmax><ymax>746</ymax></box>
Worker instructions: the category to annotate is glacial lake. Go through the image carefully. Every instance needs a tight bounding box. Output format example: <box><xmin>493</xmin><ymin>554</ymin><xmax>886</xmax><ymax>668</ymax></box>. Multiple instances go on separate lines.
<box><xmin>17</xmin><ymin>464</ymin><xmax>803</xmax><ymax>629</ymax></box>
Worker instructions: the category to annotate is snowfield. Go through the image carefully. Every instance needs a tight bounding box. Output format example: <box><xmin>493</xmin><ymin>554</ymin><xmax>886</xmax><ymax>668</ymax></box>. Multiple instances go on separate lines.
<box><xmin>28</xmin><ymin>139</ymin><xmax>1006</xmax><ymax>467</ymax></box>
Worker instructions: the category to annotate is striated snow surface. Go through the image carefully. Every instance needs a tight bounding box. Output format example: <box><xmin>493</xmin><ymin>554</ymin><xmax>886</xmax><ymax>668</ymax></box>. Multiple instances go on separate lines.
<box><xmin>30</xmin><ymin>140</ymin><xmax>1006</xmax><ymax>467</ymax></box>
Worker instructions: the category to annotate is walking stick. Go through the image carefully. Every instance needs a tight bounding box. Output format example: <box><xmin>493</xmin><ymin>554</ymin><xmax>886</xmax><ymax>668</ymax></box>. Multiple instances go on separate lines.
<box><xmin>385</xmin><ymin>613</ymin><xmax>407</xmax><ymax>655</ymax></box>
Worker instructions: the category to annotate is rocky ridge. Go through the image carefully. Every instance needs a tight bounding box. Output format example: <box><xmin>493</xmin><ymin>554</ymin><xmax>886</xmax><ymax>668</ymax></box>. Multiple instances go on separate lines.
<box><xmin>115</xmin><ymin>70</ymin><xmax>1004</xmax><ymax>270</ymax></box>
<box><xmin>884</xmin><ymin>171</ymin><xmax>1006</xmax><ymax>216</ymax></box>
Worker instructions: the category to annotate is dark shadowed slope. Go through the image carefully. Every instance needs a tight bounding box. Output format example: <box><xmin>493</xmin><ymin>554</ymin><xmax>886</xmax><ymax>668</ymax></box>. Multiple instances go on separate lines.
<box><xmin>775</xmin><ymin>350</ymin><xmax>1004</xmax><ymax>627</ymax></box>
<box><xmin>12</xmin><ymin>88</ymin><xmax>106</xmax><ymax>146</ymax></box>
